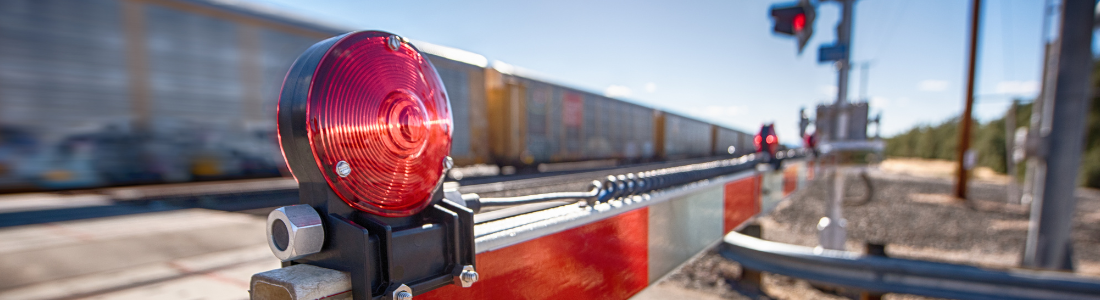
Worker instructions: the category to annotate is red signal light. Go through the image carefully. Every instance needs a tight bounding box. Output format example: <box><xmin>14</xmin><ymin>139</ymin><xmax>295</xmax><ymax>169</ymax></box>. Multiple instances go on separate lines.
<box><xmin>754</xmin><ymin>135</ymin><xmax>762</xmax><ymax>147</ymax></box>
<box><xmin>279</xmin><ymin>31</ymin><xmax>453</xmax><ymax>217</ymax></box>
<box><xmin>766</xmin><ymin>135</ymin><xmax>776</xmax><ymax>144</ymax></box>
<box><xmin>793</xmin><ymin>13</ymin><xmax>806</xmax><ymax>32</ymax></box>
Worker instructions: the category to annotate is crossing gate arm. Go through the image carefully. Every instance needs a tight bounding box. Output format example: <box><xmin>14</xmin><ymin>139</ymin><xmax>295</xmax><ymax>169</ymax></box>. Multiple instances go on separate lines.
<box><xmin>719</xmin><ymin>231</ymin><xmax>1100</xmax><ymax>300</ymax></box>
<box><xmin>472</xmin><ymin>170</ymin><xmax>760</xmax><ymax>253</ymax></box>
<box><xmin>252</xmin><ymin>157</ymin><xmax>810</xmax><ymax>300</ymax></box>
<box><xmin>415</xmin><ymin>160</ymin><xmax>802</xmax><ymax>299</ymax></box>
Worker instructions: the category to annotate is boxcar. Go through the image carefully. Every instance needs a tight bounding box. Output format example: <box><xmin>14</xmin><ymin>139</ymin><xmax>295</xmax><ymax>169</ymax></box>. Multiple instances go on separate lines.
<box><xmin>416</xmin><ymin>44</ymin><xmax>493</xmax><ymax>166</ymax></box>
<box><xmin>485</xmin><ymin>68</ymin><xmax>656</xmax><ymax>168</ymax></box>
<box><xmin>0</xmin><ymin>0</ymin><xmax>760</xmax><ymax>191</ymax></box>
<box><xmin>656</xmin><ymin>112</ymin><xmax>712</xmax><ymax>160</ymax></box>
<box><xmin>712</xmin><ymin>125</ymin><xmax>751</xmax><ymax>157</ymax></box>
<box><xmin>0</xmin><ymin>0</ymin><xmax>345</xmax><ymax>190</ymax></box>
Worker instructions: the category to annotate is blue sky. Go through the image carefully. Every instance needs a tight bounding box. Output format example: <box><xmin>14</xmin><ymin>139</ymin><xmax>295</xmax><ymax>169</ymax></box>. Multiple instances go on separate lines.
<box><xmin>244</xmin><ymin>0</ymin><xmax>1061</xmax><ymax>141</ymax></box>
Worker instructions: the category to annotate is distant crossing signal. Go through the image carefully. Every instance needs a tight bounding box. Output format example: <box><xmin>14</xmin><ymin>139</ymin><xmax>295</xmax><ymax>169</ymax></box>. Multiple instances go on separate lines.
<box><xmin>770</xmin><ymin>0</ymin><xmax>816</xmax><ymax>54</ymax></box>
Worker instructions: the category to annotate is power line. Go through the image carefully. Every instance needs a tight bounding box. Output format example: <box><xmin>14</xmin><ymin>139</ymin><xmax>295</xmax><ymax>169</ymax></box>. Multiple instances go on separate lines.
<box><xmin>867</xmin><ymin>0</ymin><xmax>910</xmax><ymax>61</ymax></box>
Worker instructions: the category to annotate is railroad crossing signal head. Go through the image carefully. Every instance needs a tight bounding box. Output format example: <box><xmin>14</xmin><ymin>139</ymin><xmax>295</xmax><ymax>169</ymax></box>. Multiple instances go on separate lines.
<box><xmin>770</xmin><ymin>0</ymin><xmax>816</xmax><ymax>54</ymax></box>
<box><xmin>277</xmin><ymin>31</ymin><xmax>454</xmax><ymax>217</ymax></box>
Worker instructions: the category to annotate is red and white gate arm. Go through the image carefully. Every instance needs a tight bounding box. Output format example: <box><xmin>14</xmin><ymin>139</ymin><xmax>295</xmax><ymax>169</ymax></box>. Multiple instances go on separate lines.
<box><xmin>247</xmin><ymin>29</ymin><xmax>814</xmax><ymax>300</ymax></box>
<box><xmin>251</xmin><ymin>157</ymin><xmax>811</xmax><ymax>300</ymax></box>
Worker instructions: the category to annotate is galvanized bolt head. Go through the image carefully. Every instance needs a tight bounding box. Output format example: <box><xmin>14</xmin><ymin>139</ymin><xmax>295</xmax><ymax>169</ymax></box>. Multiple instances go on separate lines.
<box><xmin>393</xmin><ymin>284</ymin><xmax>413</xmax><ymax>300</ymax></box>
<box><xmin>388</xmin><ymin>35</ymin><xmax>403</xmax><ymax>51</ymax></box>
<box><xmin>461</xmin><ymin>269</ymin><xmax>479</xmax><ymax>284</ymax></box>
<box><xmin>267</xmin><ymin>205</ymin><xmax>325</xmax><ymax>261</ymax></box>
<box><xmin>454</xmin><ymin>265</ymin><xmax>478</xmax><ymax>288</ymax></box>
<box><xmin>335</xmin><ymin>161</ymin><xmax>351</xmax><ymax>177</ymax></box>
<box><xmin>443</xmin><ymin>156</ymin><xmax>454</xmax><ymax>171</ymax></box>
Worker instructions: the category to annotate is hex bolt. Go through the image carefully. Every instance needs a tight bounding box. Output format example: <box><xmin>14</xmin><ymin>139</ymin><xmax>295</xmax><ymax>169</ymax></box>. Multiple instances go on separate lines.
<box><xmin>393</xmin><ymin>284</ymin><xmax>413</xmax><ymax>300</ymax></box>
<box><xmin>388</xmin><ymin>35</ymin><xmax>402</xmax><ymax>51</ymax></box>
<box><xmin>455</xmin><ymin>265</ymin><xmax>479</xmax><ymax>288</ymax></box>
<box><xmin>461</xmin><ymin>269</ymin><xmax>479</xmax><ymax>284</ymax></box>
<box><xmin>267</xmin><ymin>205</ymin><xmax>325</xmax><ymax>261</ymax></box>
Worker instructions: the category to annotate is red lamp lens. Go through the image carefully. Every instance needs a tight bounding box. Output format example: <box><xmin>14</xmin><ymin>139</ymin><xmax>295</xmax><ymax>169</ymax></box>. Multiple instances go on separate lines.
<box><xmin>793</xmin><ymin>13</ymin><xmax>806</xmax><ymax>32</ymax></box>
<box><xmin>766</xmin><ymin>135</ymin><xmax>776</xmax><ymax>144</ymax></box>
<box><xmin>301</xmin><ymin>32</ymin><xmax>452</xmax><ymax>217</ymax></box>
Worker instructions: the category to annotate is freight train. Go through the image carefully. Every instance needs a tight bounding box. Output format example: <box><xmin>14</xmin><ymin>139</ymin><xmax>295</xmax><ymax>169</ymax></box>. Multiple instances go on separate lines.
<box><xmin>0</xmin><ymin>0</ymin><xmax>756</xmax><ymax>192</ymax></box>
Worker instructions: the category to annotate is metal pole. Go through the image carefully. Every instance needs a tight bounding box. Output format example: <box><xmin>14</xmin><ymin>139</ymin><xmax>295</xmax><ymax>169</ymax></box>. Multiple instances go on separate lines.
<box><xmin>954</xmin><ymin>0</ymin><xmax>981</xmax><ymax>200</ymax></box>
<box><xmin>1005</xmin><ymin>100</ymin><xmax>1018</xmax><ymax>204</ymax></box>
<box><xmin>820</xmin><ymin>165</ymin><xmax>847</xmax><ymax>250</ymax></box>
<box><xmin>834</xmin><ymin>0</ymin><xmax>854</xmax><ymax>140</ymax></box>
<box><xmin>1022</xmin><ymin>0</ymin><xmax>1094</xmax><ymax>271</ymax></box>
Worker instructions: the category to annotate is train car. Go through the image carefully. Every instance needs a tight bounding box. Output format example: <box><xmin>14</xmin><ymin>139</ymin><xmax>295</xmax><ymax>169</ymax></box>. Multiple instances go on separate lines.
<box><xmin>655</xmin><ymin>112</ymin><xmax>713</xmax><ymax>160</ymax></box>
<box><xmin>0</xmin><ymin>0</ymin><xmax>502</xmax><ymax>191</ymax></box>
<box><xmin>0</xmin><ymin>0</ymin><xmax>761</xmax><ymax>192</ymax></box>
<box><xmin>414</xmin><ymin>43</ymin><xmax>493</xmax><ymax>166</ymax></box>
<box><xmin>0</xmin><ymin>0</ymin><xmax>349</xmax><ymax>191</ymax></box>
<box><xmin>712</xmin><ymin>125</ymin><xmax>752</xmax><ymax>157</ymax></box>
<box><xmin>485</xmin><ymin>67</ymin><xmax>657</xmax><ymax>169</ymax></box>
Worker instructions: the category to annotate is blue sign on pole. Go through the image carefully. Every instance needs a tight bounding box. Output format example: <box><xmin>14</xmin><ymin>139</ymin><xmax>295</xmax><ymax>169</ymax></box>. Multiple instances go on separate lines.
<box><xmin>818</xmin><ymin>44</ymin><xmax>848</xmax><ymax>63</ymax></box>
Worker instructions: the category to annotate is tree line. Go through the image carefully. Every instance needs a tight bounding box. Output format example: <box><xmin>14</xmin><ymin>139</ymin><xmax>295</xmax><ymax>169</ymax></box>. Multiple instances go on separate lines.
<box><xmin>885</xmin><ymin>61</ymin><xmax>1100</xmax><ymax>188</ymax></box>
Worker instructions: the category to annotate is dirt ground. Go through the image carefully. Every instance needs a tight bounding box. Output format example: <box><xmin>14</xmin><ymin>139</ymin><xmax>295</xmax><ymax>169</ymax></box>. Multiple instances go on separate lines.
<box><xmin>643</xmin><ymin>158</ymin><xmax>1100</xmax><ymax>299</ymax></box>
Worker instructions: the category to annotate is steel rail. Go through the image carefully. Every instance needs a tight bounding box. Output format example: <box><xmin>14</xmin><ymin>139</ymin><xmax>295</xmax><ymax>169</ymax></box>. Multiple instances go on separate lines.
<box><xmin>719</xmin><ymin>231</ymin><xmax>1100</xmax><ymax>300</ymax></box>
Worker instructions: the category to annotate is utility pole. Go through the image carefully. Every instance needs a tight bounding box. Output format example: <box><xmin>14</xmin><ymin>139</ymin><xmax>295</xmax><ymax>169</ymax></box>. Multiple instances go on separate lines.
<box><xmin>1021</xmin><ymin>0</ymin><xmax>1094</xmax><ymax>271</ymax></box>
<box><xmin>954</xmin><ymin>0</ymin><xmax>981</xmax><ymax>200</ymax></box>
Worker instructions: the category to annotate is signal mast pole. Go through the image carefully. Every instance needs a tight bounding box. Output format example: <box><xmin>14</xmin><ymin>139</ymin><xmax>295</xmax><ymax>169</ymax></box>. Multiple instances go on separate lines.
<box><xmin>817</xmin><ymin>0</ymin><xmax>855</xmax><ymax>251</ymax></box>
<box><xmin>835</xmin><ymin>0</ymin><xmax>853</xmax><ymax>106</ymax></box>
<box><xmin>833</xmin><ymin>0</ymin><xmax>854</xmax><ymax>140</ymax></box>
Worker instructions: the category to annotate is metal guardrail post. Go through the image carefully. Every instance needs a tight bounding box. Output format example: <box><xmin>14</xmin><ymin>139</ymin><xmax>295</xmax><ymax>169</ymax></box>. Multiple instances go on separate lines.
<box><xmin>1022</xmin><ymin>0</ymin><xmax>1094</xmax><ymax>271</ymax></box>
<box><xmin>859</xmin><ymin>242</ymin><xmax>886</xmax><ymax>300</ymax></box>
<box><xmin>737</xmin><ymin>224</ymin><xmax>765</xmax><ymax>297</ymax></box>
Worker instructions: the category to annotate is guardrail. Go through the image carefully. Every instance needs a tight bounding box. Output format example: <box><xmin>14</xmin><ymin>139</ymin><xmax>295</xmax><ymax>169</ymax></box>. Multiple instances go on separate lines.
<box><xmin>719</xmin><ymin>231</ymin><xmax>1100</xmax><ymax>300</ymax></box>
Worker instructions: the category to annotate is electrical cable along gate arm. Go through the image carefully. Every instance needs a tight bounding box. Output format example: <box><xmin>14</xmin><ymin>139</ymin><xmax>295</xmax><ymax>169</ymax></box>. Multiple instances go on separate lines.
<box><xmin>249</xmin><ymin>30</ymin><xmax>813</xmax><ymax>300</ymax></box>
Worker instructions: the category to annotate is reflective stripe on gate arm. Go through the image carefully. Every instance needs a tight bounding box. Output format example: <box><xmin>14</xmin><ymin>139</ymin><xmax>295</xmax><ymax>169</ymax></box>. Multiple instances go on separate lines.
<box><xmin>419</xmin><ymin>171</ymin><xmax>772</xmax><ymax>300</ymax></box>
<box><xmin>783</xmin><ymin>165</ymin><xmax>800</xmax><ymax>196</ymax></box>
<box><xmin>724</xmin><ymin>175</ymin><xmax>761</xmax><ymax>234</ymax></box>
<box><xmin>420</xmin><ymin>208</ymin><xmax>650</xmax><ymax>299</ymax></box>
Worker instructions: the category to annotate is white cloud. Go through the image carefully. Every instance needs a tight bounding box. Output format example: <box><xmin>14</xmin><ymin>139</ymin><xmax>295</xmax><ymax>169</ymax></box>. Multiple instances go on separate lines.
<box><xmin>604</xmin><ymin>85</ymin><xmax>632</xmax><ymax>98</ymax></box>
<box><xmin>870</xmin><ymin>96</ymin><xmax>890</xmax><ymax>108</ymax></box>
<box><xmin>685</xmin><ymin>105</ymin><xmax>748</xmax><ymax>120</ymax></box>
<box><xmin>645</xmin><ymin>82</ymin><xmax>657</xmax><ymax>93</ymax></box>
<box><xmin>996</xmin><ymin>80</ymin><xmax>1039</xmax><ymax>95</ymax></box>
<box><xmin>918</xmin><ymin>80</ymin><xmax>950</xmax><ymax>92</ymax></box>
<box><xmin>819</xmin><ymin>85</ymin><xmax>838</xmax><ymax>97</ymax></box>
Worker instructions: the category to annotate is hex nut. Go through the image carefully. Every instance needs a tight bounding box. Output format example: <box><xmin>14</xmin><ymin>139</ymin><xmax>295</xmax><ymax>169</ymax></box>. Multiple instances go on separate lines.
<box><xmin>453</xmin><ymin>265</ymin><xmax>478</xmax><ymax>288</ymax></box>
<box><xmin>267</xmin><ymin>205</ymin><xmax>325</xmax><ymax>261</ymax></box>
<box><xmin>392</xmin><ymin>284</ymin><xmax>413</xmax><ymax>300</ymax></box>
